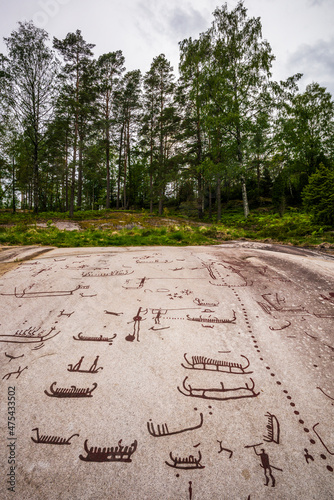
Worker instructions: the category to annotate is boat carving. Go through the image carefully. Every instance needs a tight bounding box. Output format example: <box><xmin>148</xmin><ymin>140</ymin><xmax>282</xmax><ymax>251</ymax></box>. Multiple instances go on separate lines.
<box><xmin>263</xmin><ymin>412</ymin><xmax>280</xmax><ymax>444</ymax></box>
<box><xmin>186</xmin><ymin>310</ymin><xmax>236</xmax><ymax>324</ymax></box>
<box><xmin>82</xmin><ymin>270</ymin><xmax>133</xmax><ymax>277</ymax></box>
<box><xmin>79</xmin><ymin>439</ymin><xmax>137</xmax><ymax>462</ymax></box>
<box><xmin>44</xmin><ymin>382</ymin><xmax>97</xmax><ymax>398</ymax></box>
<box><xmin>257</xmin><ymin>293</ymin><xmax>309</xmax><ymax>315</ymax></box>
<box><xmin>263</xmin><ymin>411</ymin><xmax>280</xmax><ymax>444</ymax></box>
<box><xmin>193</xmin><ymin>298</ymin><xmax>219</xmax><ymax>307</ymax></box>
<box><xmin>31</xmin><ymin>428</ymin><xmax>79</xmax><ymax>445</ymax></box>
<box><xmin>136</xmin><ymin>259</ymin><xmax>171</xmax><ymax>264</ymax></box>
<box><xmin>0</xmin><ymin>284</ymin><xmax>86</xmax><ymax>298</ymax></box>
<box><xmin>269</xmin><ymin>321</ymin><xmax>291</xmax><ymax>331</ymax></box>
<box><xmin>177</xmin><ymin>377</ymin><xmax>259</xmax><ymax>401</ymax></box>
<box><xmin>73</xmin><ymin>332</ymin><xmax>116</xmax><ymax>345</ymax></box>
<box><xmin>0</xmin><ymin>326</ymin><xmax>60</xmax><ymax>344</ymax></box>
<box><xmin>147</xmin><ymin>412</ymin><xmax>203</xmax><ymax>438</ymax></box>
<box><xmin>182</xmin><ymin>354</ymin><xmax>252</xmax><ymax>374</ymax></box>
<box><xmin>165</xmin><ymin>451</ymin><xmax>205</xmax><ymax>470</ymax></box>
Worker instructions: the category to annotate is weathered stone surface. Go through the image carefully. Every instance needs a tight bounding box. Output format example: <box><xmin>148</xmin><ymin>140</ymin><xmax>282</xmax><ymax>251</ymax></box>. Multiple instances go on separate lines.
<box><xmin>0</xmin><ymin>243</ymin><xmax>333</xmax><ymax>499</ymax></box>
<box><xmin>0</xmin><ymin>245</ymin><xmax>55</xmax><ymax>263</ymax></box>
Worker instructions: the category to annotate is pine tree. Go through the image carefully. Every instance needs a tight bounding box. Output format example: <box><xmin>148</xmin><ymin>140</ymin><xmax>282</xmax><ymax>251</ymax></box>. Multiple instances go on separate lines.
<box><xmin>142</xmin><ymin>54</ymin><xmax>176</xmax><ymax>214</ymax></box>
<box><xmin>96</xmin><ymin>51</ymin><xmax>125</xmax><ymax>208</ymax></box>
<box><xmin>53</xmin><ymin>30</ymin><xmax>95</xmax><ymax>215</ymax></box>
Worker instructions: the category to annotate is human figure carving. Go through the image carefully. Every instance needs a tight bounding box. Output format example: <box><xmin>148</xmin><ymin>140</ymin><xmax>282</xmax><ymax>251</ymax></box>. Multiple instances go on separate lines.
<box><xmin>304</xmin><ymin>448</ymin><xmax>314</xmax><ymax>464</ymax></box>
<box><xmin>72</xmin><ymin>356</ymin><xmax>84</xmax><ymax>371</ymax></box>
<box><xmin>245</xmin><ymin>444</ymin><xmax>282</xmax><ymax>487</ymax></box>
<box><xmin>126</xmin><ymin>307</ymin><xmax>147</xmax><ymax>342</ymax></box>
<box><xmin>89</xmin><ymin>356</ymin><xmax>99</xmax><ymax>372</ymax></box>
<box><xmin>254</xmin><ymin>448</ymin><xmax>277</xmax><ymax>487</ymax></box>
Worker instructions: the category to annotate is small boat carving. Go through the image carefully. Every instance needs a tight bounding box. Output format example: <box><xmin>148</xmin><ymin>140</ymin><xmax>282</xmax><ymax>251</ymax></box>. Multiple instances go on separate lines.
<box><xmin>44</xmin><ymin>382</ymin><xmax>97</xmax><ymax>398</ymax></box>
<box><xmin>82</xmin><ymin>270</ymin><xmax>133</xmax><ymax>277</ymax></box>
<box><xmin>263</xmin><ymin>412</ymin><xmax>280</xmax><ymax>444</ymax></box>
<box><xmin>177</xmin><ymin>377</ymin><xmax>259</xmax><ymax>401</ymax></box>
<box><xmin>0</xmin><ymin>326</ymin><xmax>60</xmax><ymax>344</ymax></box>
<box><xmin>31</xmin><ymin>428</ymin><xmax>79</xmax><ymax>445</ymax></box>
<box><xmin>0</xmin><ymin>284</ymin><xmax>84</xmax><ymax>298</ymax></box>
<box><xmin>186</xmin><ymin>310</ymin><xmax>236</xmax><ymax>324</ymax></box>
<box><xmin>79</xmin><ymin>439</ymin><xmax>137</xmax><ymax>462</ymax></box>
<box><xmin>193</xmin><ymin>298</ymin><xmax>219</xmax><ymax>307</ymax></box>
<box><xmin>136</xmin><ymin>259</ymin><xmax>171</xmax><ymax>264</ymax></box>
<box><xmin>165</xmin><ymin>451</ymin><xmax>205</xmax><ymax>470</ymax></box>
<box><xmin>73</xmin><ymin>332</ymin><xmax>116</xmax><ymax>345</ymax></box>
<box><xmin>182</xmin><ymin>354</ymin><xmax>252</xmax><ymax>374</ymax></box>
<box><xmin>147</xmin><ymin>412</ymin><xmax>203</xmax><ymax>437</ymax></box>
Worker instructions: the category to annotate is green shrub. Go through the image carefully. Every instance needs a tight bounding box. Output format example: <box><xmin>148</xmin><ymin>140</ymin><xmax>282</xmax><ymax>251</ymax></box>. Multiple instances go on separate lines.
<box><xmin>302</xmin><ymin>164</ymin><xmax>334</xmax><ymax>226</ymax></box>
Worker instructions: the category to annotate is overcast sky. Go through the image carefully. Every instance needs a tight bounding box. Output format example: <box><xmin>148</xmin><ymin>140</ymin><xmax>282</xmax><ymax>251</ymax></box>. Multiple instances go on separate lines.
<box><xmin>0</xmin><ymin>0</ymin><xmax>333</xmax><ymax>95</ymax></box>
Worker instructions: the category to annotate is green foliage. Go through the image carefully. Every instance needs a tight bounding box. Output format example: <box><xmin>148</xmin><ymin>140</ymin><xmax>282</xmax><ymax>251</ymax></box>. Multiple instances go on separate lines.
<box><xmin>1</xmin><ymin>5</ymin><xmax>333</xmax><ymax>221</ymax></box>
<box><xmin>0</xmin><ymin>222</ymin><xmax>218</xmax><ymax>247</ymax></box>
<box><xmin>0</xmin><ymin>207</ymin><xmax>333</xmax><ymax>249</ymax></box>
<box><xmin>4</xmin><ymin>21</ymin><xmax>58</xmax><ymax>213</ymax></box>
<box><xmin>302</xmin><ymin>164</ymin><xmax>334</xmax><ymax>225</ymax></box>
<box><xmin>272</xmin><ymin>172</ymin><xmax>287</xmax><ymax>216</ymax></box>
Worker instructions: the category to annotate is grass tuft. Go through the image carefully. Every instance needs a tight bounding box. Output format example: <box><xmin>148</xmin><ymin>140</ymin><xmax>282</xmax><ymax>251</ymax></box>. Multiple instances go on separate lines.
<box><xmin>0</xmin><ymin>207</ymin><xmax>333</xmax><ymax>249</ymax></box>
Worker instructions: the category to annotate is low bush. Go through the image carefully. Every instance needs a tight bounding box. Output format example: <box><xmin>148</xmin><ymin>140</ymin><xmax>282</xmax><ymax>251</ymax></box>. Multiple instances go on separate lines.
<box><xmin>0</xmin><ymin>207</ymin><xmax>333</xmax><ymax>248</ymax></box>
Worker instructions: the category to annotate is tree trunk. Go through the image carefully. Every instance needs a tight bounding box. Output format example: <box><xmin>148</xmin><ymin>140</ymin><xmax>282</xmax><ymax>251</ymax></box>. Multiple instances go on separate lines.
<box><xmin>12</xmin><ymin>157</ymin><xmax>16</xmax><ymax>214</ymax></box>
<box><xmin>196</xmin><ymin>108</ymin><xmax>203</xmax><ymax>219</ymax></box>
<box><xmin>77</xmin><ymin>137</ymin><xmax>83</xmax><ymax>210</ymax></box>
<box><xmin>126</xmin><ymin>120</ymin><xmax>130</xmax><ymax>209</ymax></box>
<box><xmin>197</xmin><ymin>172</ymin><xmax>204</xmax><ymax>220</ymax></box>
<box><xmin>158</xmin><ymin>187</ymin><xmax>163</xmax><ymax>215</ymax></box>
<box><xmin>105</xmin><ymin>92</ymin><xmax>111</xmax><ymax>209</ymax></box>
<box><xmin>29</xmin><ymin>183</ymin><xmax>33</xmax><ymax>210</ymax></box>
<box><xmin>106</xmin><ymin>130</ymin><xmax>110</xmax><ymax>209</ymax></box>
<box><xmin>256</xmin><ymin>154</ymin><xmax>261</xmax><ymax>200</ymax></box>
<box><xmin>69</xmin><ymin>132</ymin><xmax>77</xmax><ymax>218</ymax></box>
<box><xmin>150</xmin><ymin>134</ymin><xmax>154</xmax><ymax>213</ymax></box>
<box><xmin>65</xmin><ymin>134</ymin><xmax>69</xmax><ymax>212</ymax></box>
<box><xmin>216</xmin><ymin>175</ymin><xmax>221</xmax><ymax>222</ymax></box>
<box><xmin>117</xmin><ymin>124</ymin><xmax>124</xmax><ymax>209</ymax></box>
<box><xmin>236</xmin><ymin>126</ymin><xmax>249</xmax><ymax>219</ymax></box>
<box><xmin>123</xmin><ymin>122</ymin><xmax>128</xmax><ymax>209</ymax></box>
<box><xmin>70</xmin><ymin>60</ymin><xmax>80</xmax><ymax>217</ymax></box>
<box><xmin>241</xmin><ymin>175</ymin><xmax>249</xmax><ymax>218</ymax></box>
<box><xmin>33</xmin><ymin>139</ymin><xmax>39</xmax><ymax>213</ymax></box>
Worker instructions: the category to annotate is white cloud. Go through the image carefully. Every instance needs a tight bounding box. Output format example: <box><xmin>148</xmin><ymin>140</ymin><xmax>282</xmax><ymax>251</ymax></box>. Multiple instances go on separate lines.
<box><xmin>307</xmin><ymin>0</ymin><xmax>333</xmax><ymax>5</ymax></box>
<box><xmin>135</xmin><ymin>1</ymin><xmax>210</xmax><ymax>42</ymax></box>
<box><xmin>0</xmin><ymin>0</ymin><xmax>333</xmax><ymax>94</ymax></box>
<box><xmin>166</xmin><ymin>6</ymin><xmax>208</xmax><ymax>38</ymax></box>
<box><xmin>288</xmin><ymin>38</ymin><xmax>334</xmax><ymax>95</ymax></box>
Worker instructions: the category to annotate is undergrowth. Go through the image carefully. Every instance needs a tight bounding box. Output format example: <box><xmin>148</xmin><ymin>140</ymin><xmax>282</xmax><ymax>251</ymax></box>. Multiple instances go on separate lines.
<box><xmin>0</xmin><ymin>207</ymin><xmax>333</xmax><ymax>248</ymax></box>
<box><xmin>0</xmin><ymin>224</ymin><xmax>219</xmax><ymax>247</ymax></box>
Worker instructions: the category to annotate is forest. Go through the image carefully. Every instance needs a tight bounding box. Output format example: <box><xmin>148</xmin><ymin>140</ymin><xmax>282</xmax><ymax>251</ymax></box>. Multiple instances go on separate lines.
<box><xmin>0</xmin><ymin>1</ymin><xmax>333</xmax><ymax>225</ymax></box>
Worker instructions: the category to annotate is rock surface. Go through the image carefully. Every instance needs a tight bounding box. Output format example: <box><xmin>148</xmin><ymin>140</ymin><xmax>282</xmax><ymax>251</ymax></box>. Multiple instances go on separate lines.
<box><xmin>0</xmin><ymin>242</ymin><xmax>333</xmax><ymax>499</ymax></box>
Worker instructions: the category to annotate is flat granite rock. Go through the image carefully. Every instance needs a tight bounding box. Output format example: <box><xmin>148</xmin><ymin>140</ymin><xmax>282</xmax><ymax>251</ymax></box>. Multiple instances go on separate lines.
<box><xmin>0</xmin><ymin>243</ymin><xmax>333</xmax><ymax>499</ymax></box>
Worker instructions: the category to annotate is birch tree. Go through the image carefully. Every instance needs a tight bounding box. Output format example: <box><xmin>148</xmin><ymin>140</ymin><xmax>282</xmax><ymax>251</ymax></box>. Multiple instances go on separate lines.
<box><xmin>3</xmin><ymin>21</ymin><xmax>58</xmax><ymax>212</ymax></box>
<box><xmin>204</xmin><ymin>1</ymin><xmax>275</xmax><ymax>217</ymax></box>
